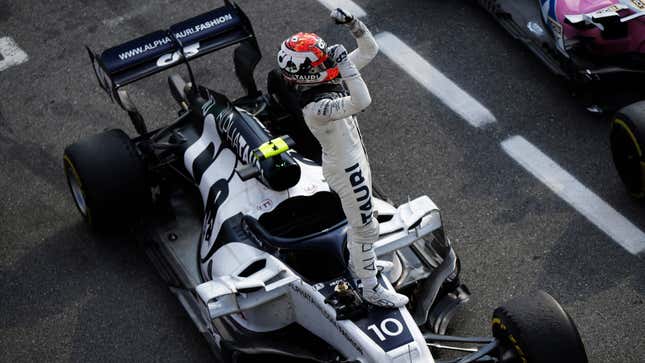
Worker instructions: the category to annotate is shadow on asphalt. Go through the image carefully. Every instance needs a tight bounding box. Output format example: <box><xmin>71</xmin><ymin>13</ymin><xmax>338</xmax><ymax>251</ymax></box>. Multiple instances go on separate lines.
<box><xmin>538</xmin><ymin>220</ymin><xmax>645</xmax><ymax>304</ymax></box>
<box><xmin>0</xmin><ymin>220</ymin><xmax>212</xmax><ymax>360</ymax></box>
<box><xmin>0</xmin><ymin>222</ymin><xmax>140</xmax><ymax>329</ymax></box>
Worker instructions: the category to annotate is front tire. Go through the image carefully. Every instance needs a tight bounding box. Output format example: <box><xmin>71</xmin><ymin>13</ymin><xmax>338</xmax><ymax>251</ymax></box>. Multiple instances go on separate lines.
<box><xmin>492</xmin><ymin>291</ymin><xmax>587</xmax><ymax>363</ymax></box>
<box><xmin>610</xmin><ymin>101</ymin><xmax>645</xmax><ymax>199</ymax></box>
<box><xmin>63</xmin><ymin>129</ymin><xmax>150</xmax><ymax>231</ymax></box>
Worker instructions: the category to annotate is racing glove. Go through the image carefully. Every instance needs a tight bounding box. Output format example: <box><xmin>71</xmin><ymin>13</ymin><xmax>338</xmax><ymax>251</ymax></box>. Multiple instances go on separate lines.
<box><xmin>327</xmin><ymin>44</ymin><xmax>360</xmax><ymax>79</ymax></box>
<box><xmin>331</xmin><ymin>8</ymin><xmax>366</xmax><ymax>38</ymax></box>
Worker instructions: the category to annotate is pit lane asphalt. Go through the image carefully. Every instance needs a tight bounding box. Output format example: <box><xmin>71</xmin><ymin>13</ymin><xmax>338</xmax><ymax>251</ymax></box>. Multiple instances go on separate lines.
<box><xmin>1</xmin><ymin>0</ymin><xmax>643</xmax><ymax>362</ymax></box>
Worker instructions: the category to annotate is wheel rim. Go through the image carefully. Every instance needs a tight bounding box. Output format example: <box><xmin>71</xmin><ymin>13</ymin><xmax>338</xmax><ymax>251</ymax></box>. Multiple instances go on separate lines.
<box><xmin>65</xmin><ymin>160</ymin><xmax>88</xmax><ymax>216</ymax></box>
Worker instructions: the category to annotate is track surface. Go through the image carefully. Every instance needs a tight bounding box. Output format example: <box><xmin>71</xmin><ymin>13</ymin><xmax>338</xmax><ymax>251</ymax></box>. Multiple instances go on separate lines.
<box><xmin>1</xmin><ymin>0</ymin><xmax>643</xmax><ymax>362</ymax></box>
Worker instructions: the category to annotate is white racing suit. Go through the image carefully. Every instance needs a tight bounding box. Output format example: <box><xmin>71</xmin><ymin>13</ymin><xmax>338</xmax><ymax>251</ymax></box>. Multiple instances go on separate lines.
<box><xmin>301</xmin><ymin>19</ymin><xmax>408</xmax><ymax>307</ymax></box>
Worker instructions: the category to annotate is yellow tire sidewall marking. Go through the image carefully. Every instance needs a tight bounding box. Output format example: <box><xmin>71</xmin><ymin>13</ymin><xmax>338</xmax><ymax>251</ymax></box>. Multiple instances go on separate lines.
<box><xmin>613</xmin><ymin>118</ymin><xmax>642</xmax><ymax>157</ymax></box>
<box><xmin>64</xmin><ymin>154</ymin><xmax>92</xmax><ymax>224</ymax></box>
<box><xmin>492</xmin><ymin>317</ymin><xmax>528</xmax><ymax>363</ymax></box>
<box><xmin>613</xmin><ymin>118</ymin><xmax>645</xmax><ymax>197</ymax></box>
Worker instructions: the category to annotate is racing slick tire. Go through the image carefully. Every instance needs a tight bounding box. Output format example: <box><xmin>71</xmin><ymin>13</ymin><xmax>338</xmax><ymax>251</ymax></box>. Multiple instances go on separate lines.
<box><xmin>492</xmin><ymin>291</ymin><xmax>587</xmax><ymax>363</ymax></box>
<box><xmin>610</xmin><ymin>101</ymin><xmax>645</xmax><ymax>199</ymax></box>
<box><xmin>63</xmin><ymin>129</ymin><xmax>150</xmax><ymax>231</ymax></box>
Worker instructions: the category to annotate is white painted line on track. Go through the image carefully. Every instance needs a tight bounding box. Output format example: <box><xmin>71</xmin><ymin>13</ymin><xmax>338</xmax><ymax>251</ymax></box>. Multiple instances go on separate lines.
<box><xmin>0</xmin><ymin>37</ymin><xmax>29</xmax><ymax>72</ymax></box>
<box><xmin>502</xmin><ymin>135</ymin><xmax>645</xmax><ymax>256</ymax></box>
<box><xmin>376</xmin><ymin>32</ymin><xmax>497</xmax><ymax>128</ymax></box>
<box><xmin>316</xmin><ymin>0</ymin><xmax>367</xmax><ymax>18</ymax></box>
<box><xmin>314</xmin><ymin>0</ymin><xmax>642</xmax><ymax>256</ymax></box>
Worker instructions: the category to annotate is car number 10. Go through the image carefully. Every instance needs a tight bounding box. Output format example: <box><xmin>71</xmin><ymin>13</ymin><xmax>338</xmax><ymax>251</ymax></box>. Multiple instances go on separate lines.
<box><xmin>367</xmin><ymin>318</ymin><xmax>404</xmax><ymax>341</ymax></box>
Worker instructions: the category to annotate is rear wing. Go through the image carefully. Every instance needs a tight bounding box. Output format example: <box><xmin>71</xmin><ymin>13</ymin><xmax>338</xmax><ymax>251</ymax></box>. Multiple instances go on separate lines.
<box><xmin>87</xmin><ymin>0</ymin><xmax>260</xmax><ymax>108</ymax></box>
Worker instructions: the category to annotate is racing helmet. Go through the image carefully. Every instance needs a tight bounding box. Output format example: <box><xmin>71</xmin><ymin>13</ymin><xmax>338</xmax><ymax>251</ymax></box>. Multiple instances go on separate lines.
<box><xmin>277</xmin><ymin>32</ymin><xmax>339</xmax><ymax>84</ymax></box>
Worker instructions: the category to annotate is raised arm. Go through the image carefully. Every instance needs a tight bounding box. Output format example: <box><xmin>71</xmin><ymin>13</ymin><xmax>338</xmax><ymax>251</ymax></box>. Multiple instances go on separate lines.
<box><xmin>347</xmin><ymin>20</ymin><xmax>379</xmax><ymax>70</ymax></box>
<box><xmin>302</xmin><ymin>9</ymin><xmax>376</xmax><ymax>123</ymax></box>
<box><xmin>302</xmin><ymin>44</ymin><xmax>371</xmax><ymax>123</ymax></box>
<box><xmin>331</xmin><ymin>8</ymin><xmax>379</xmax><ymax>70</ymax></box>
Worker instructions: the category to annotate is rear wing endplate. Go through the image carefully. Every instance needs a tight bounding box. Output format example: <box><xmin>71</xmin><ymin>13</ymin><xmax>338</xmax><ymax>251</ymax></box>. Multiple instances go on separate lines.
<box><xmin>87</xmin><ymin>1</ymin><xmax>259</xmax><ymax>107</ymax></box>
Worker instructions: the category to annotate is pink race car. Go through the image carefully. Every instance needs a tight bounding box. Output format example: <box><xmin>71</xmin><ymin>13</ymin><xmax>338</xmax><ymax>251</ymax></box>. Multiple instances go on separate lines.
<box><xmin>558</xmin><ymin>0</ymin><xmax>645</xmax><ymax>56</ymax></box>
<box><xmin>477</xmin><ymin>0</ymin><xmax>645</xmax><ymax>86</ymax></box>
<box><xmin>477</xmin><ymin>0</ymin><xmax>645</xmax><ymax>198</ymax></box>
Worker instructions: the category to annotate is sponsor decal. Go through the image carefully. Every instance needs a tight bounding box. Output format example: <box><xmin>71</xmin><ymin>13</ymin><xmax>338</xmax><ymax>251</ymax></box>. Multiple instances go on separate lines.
<box><xmin>201</xmin><ymin>98</ymin><xmax>215</xmax><ymax>115</ymax></box>
<box><xmin>118</xmin><ymin>37</ymin><xmax>173</xmax><ymax>61</ymax></box>
<box><xmin>631</xmin><ymin>0</ymin><xmax>645</xmax><ymax>10</ymax></box>
<box><xmin>596</xmin><ymin>4</ymin><xmax>624</xmax><ymax>13</ymax></box>
<box><xmin>156</xmin><ymin>42</ymin><xmax>200</xmax><ymax>67</ymax></box>
<box><xmin>292</xmin><ymin>73</ymin><xmax>323</xmax><ymax>81</ymax></box>
<box><xmin>289</xmin><ymin>283</ymin><xmax>364</xmax><ymax>355</ymax></box>
<box><xmin>344</xmin><ymin>163</ymin><xmax>373</xmax><ymax>225</ymax></box>
<box><xmin>117</xmin><ymin>13</ymin><xmax>233</xmax><ymax>61</ymax></box>
<box><xmin>257</xmin><ymin>199</ymin><xmax>273</xmax><ymax>211</ymax></box>
<box><xmin>174</xmin><ymin>14</ymin><xmax>234</xmax><ymax>38</ymax></box>
<box><xmin>218</xmin><ymin>111</ymin><xmax>256</xmax><ymax>166</ymax></box>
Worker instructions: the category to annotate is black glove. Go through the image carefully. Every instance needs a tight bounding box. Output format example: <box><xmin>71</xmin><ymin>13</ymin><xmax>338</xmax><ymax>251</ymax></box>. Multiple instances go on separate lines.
<box><xmin>330</xmin><ymin>8</ymin><xmax>365</xmax><ymax>38</ymax></box>
<box><xmin>330</xmin><ymin>8</ymin><xmax>354</xmax><ymax>24</ymax></box>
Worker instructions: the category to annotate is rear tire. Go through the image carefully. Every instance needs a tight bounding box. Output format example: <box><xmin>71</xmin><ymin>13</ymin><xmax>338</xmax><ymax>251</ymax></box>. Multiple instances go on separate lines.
<box><xmin>63</xmin><ymin>129</ymin><xmax>150</xmax><ymax>231</ymax></box>
<box><xmin>610</xmin><ymin>101</ymin><xmax>645</xmax><ymax>199</ymax></box>
<box><xmin>492</xmin><ymin>291</ymin><xmax>587</xmax><ymax>363</ymax></box>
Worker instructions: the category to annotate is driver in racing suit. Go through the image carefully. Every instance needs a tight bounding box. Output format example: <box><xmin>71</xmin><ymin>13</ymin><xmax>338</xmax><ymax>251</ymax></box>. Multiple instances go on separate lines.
<box><xmin>277</xmin><ymin>9</ymin><xmax>408</xmax><ymax>308</ymax></box>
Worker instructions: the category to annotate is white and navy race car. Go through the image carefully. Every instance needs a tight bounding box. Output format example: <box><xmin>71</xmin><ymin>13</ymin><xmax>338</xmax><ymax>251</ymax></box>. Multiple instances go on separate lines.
<box><xmin>63</xmin><ymin>1</ymin><xmax>588</xmax><ymax>362</ymax></box>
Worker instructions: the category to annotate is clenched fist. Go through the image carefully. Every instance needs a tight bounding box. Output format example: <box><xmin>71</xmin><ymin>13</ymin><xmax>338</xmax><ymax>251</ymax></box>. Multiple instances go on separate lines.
<box><xmin>330</xmin><ymin>8</ymin><xmax>354</xmax><ymax>24</ymax></box>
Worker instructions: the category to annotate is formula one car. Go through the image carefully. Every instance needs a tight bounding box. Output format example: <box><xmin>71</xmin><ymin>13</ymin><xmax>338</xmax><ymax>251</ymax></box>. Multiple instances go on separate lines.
<box><xmin>63</xmin><ymin>2</ymin><xmax>588</xmax><ymax>362</ymax></box>
<box><xmin>474</xmin><ymin>0</ymin><xmax>645</xmax><ymax>197</ymax></box>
